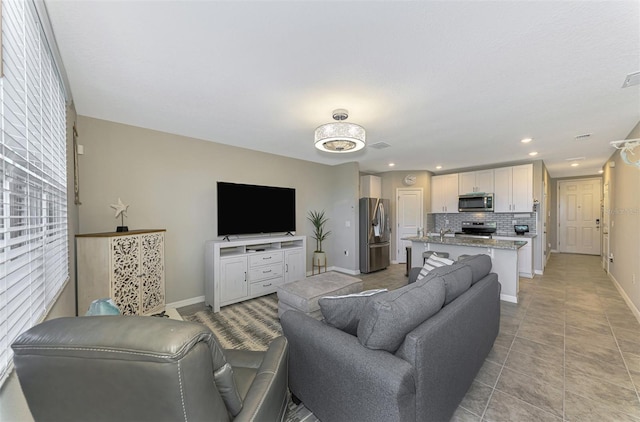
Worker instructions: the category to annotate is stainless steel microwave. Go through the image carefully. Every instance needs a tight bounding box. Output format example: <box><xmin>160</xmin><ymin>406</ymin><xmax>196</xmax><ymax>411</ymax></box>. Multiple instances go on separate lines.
<box><xmin>459</xmin><ymin>193</ymin><xmax>494</xmax><ymax>212</ymax></box>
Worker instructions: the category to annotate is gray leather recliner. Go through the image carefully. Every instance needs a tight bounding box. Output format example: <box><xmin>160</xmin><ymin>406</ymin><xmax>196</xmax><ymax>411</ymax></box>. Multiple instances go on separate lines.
<box><xmin>11</xmin><ymin>316</ymin><xmax>289</xmax><ymax>422</ymax></box>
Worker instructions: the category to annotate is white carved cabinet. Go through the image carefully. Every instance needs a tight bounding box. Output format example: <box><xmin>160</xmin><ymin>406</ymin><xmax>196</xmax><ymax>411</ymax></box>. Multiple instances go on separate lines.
<box><xmin>76</xmin><ymin>230</ymin><xmax>166</xmax><ymax>316</ymax></box>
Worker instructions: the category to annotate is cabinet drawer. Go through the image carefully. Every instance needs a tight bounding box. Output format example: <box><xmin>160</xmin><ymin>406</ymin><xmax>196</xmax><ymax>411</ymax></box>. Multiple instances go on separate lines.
<box><xmin>250</xmin><ymin>277</ymin><xmax>283</xmax><ymax>296</ymax></box>
<box><xmin>249</xmin><ymin>263</ymin><xmax>283</xmax><ymax>282</ymax></box>
<box><xmin>249</xmin><ymin>251</ymin><xmax>283</xmax><ymax>267</ymax></box>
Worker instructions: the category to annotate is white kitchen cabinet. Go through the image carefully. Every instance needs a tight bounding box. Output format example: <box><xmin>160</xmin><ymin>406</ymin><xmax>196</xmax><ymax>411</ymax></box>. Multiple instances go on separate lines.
<box><xmin>458</xmin><ymin>169</ymin><xmax>494</xmax><ymax>195</ymax></box>
<box><xmin>494</xmin><ymin>164</ymin><xmax>533</xmax><ymax>212</ymax></box>
<box><xmin>205</xmin><ymin>236</ymin><xmax>306</xmax><ymax>312</ymax></box>
<box><xmin>494</xmin><ymin>235</ymin><xmax>534</xmax><ymax>278</ymax></box>
<box><xmin>431</xmin><ymin>173</ymin><xmax>459</xmax><ymax>213</ymax></box>
<box><xmin>76</xmin><ymin>230</ymin><xmax>166</xmax><ymax>316</ymax></box>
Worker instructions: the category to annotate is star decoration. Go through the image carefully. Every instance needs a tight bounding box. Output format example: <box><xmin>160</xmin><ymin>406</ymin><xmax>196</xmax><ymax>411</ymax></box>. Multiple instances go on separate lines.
<box><xmin>110</xmin><ymin>198</ymin><xmax>129</xmax><ymax>218</ymax></box>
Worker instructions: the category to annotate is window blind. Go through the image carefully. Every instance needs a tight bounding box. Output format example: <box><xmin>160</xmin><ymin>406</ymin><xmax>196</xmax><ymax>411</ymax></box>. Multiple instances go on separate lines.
<box><xmin>0</xmin><ymin>0</ymin><xmax>68</xmax><ymax>385</ymax></box>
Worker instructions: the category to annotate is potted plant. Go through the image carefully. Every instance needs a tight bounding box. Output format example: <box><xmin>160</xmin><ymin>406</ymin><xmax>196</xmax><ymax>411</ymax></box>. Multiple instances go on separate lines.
<box><xmin>307</xmin><ymin>210</ymin><xmax>331</xmax><ymax>267</ymax></box>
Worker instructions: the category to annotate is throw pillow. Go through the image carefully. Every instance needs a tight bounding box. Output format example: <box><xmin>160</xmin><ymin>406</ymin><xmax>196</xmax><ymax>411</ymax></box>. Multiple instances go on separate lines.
<box><xmin>357</xmin><ymin>278</ymin><xmax>445</xmax><ymax>352</ymax></box>
<box><xmin>319</xmin><ymin>289</ymin><xmax>388</xmax><ymax>335</ymax></box>
<box><xmin>416</xmin><ymin>253</ymin><xmax>455</xmax><ymax>281</ymax></box>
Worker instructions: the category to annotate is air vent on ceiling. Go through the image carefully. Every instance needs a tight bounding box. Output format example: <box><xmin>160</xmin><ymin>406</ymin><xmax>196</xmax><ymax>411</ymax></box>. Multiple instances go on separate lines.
<box><xmin>622</xmin><ymin>71</ymin><xmax>640</xmax><ymax>88</ymax></box>
<box><xmin>575</xmin><ymin>133</ymin><xmax>592</xmax><ymax>140</ymax></box>
<box><xmin>565</xmin><ymin>156</ymin><xmax>585</xmax><ymax>161</ymax></box>
<box><xmin>369</xmin><ymin>142</ymin><xmax>391</xmax><ymax>149</ymax></box>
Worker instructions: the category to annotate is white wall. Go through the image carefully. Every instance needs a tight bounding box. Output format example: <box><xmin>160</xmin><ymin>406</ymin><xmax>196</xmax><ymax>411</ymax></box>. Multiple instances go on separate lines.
<box><xmin>75</xmin><ymin>116</ymin><xmax>360</xmax><ymax>304</ymax></box>
<box><xmin>604</xmin><ymin>121</ymin><xmax>640</xmax><ymax>316</ymax></box>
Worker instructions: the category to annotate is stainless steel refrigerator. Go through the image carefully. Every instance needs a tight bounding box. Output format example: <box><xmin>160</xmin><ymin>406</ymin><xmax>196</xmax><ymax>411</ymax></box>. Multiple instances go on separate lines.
<box><xmin>359</xmin><ymin>197</ymin><xmax>391</xmax><ymax>273</ymax></box>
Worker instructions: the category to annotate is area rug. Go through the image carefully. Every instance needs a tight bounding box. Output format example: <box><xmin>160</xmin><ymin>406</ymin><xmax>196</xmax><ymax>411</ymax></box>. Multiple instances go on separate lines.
<box><xmin>183</xmin><ymin>293</ymin><xmax>282</xmax><ymax>351</ymax></box>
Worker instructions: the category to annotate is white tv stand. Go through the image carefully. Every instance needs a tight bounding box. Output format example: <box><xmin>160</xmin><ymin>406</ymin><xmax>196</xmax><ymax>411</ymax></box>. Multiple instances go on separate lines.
<box><xmin>205</xmin><ymin>235</ymin><xmax>306</xmax><ymax>312</ymax></box>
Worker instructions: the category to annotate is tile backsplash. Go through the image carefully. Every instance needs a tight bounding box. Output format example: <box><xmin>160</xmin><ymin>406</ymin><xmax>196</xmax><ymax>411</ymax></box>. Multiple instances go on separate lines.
<box><xmin>429</xmin><ymin>212</ymin><xmax>537</xmax><ymax>236</ymax></box>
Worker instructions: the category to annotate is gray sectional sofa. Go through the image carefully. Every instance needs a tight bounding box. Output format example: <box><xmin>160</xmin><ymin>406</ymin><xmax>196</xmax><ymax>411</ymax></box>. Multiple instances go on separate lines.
<box><xmin>281</xmin><ymin>254</ymin><xmax>500</xmax><ymax>422</ymax></box>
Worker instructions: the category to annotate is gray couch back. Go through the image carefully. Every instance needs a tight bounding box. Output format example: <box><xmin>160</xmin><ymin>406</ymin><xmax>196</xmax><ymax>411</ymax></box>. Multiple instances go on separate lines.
<box><xmin>395</xmin><ymin>269</ymin><xmax>500</xmax><ymax>421</ymax></box>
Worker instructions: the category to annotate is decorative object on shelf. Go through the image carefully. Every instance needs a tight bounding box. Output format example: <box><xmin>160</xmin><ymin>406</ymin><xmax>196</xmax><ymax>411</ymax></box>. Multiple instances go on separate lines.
<box><xmin>110</xmin><ymin>197</ymin><xmax>129</xmax><ymax>232</ymax></box>
<box><xmin>314</xmin><ymin>109</ymin><xmax>366</xmax><ymax>153</ymax></box>
<box><xmin>307</xmin><ymin>210</ymin><xmax>331</xmax><ymax>270</ymax></box>
<box><xmin>610</xmin><ymin>138</ymin><xmax>640</xmax><ymax>168</ymax></box>
<box><xmin>403</xmin><ymin>174</ymin><xmax>417</xmax><ymax>186</ymax></box>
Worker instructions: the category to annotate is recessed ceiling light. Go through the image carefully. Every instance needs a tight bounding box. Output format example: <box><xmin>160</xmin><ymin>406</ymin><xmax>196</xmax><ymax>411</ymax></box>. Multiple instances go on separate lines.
<box><xmin>436</xmin><ymin>165</ymin><xmax>442</xmax><ymax>170</ymax></box>
<box><xmin>388</xmin><ymin>162</ymin><xmax>395</xmax><ymax>167</ymax></box>
<box><xmin>528</xmin><ymin>151</ymin><xmax>538</xmax><ymax>156</ymax></box>
<box><xmin>571</xmin><ymin>163</ymin><xmax>579</xmax><ymax>167</ymax></box>
<box><xmin>598</xmin><ymin>169</ymin><xmax>604</xmax><ymax>174</ymax></box>
<box><xmin>521</xmin><ymin>138</ymin><xmax>533</xmax><ymax>143</ymax></box>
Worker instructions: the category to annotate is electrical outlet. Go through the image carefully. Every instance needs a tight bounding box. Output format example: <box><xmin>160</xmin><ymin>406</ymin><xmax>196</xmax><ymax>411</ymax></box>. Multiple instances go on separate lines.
<box><xmin>445</xmin><ymin>219</ymin><xmax>449</xmax><ymax>225</ymax></box>
<box><xmin>512</xmin><ymin>220</ymin><xmax>517</xmax><ymax>224</ymax></box>
<box><xmin>609</xmin><ymin>253</ymin><xmax>614</xmax><ymax>263</ymax></box>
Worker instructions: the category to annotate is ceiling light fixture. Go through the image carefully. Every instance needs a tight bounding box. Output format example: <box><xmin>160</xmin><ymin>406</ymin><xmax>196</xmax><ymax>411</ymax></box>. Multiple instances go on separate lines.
<box><xmin>521</xmin><ymin>138</ymin><xmax>533</xmax><ymax>143</ymax></box>
<box><xmin>529</xmin><ymin>152</ymin><xmax>538</xmax><ymax>156</ymax></box>
<box><xmin>622</xmin><ymin>71</ymin><xmax>640</xmax><ymax>88</ymax></box>
<box><xmin>435</xmin><ymin>165</ymin><xmax>442</xmax><ymax>170</ymax></box>
<box><xmin>610</xmin><ymin>138</ymin><xmax>640</xmax><ymax>168</ymax></box>
<box><xmin>388</xmin><ymin>162</ymin><xmax>395</xmax><ymax>167</ymax></box>
<box><xmin>314</xmin><ymin>109</ymin><xmax>366</xmax><ymax>153</ymax></box>
<box><xmin>571</xmin><ymin>163</ymin><xmax>580</xmax><ymax>167</ymax></box>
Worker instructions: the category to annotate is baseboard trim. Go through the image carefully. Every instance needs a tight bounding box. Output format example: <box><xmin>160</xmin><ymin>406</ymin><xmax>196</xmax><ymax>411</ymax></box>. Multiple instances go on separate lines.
<box><xmin>306</xmin><ymin>266</ymin><xmax>360</xmax><ymax>276</ymax></box>
<box><xmin>500</xmin><ymin>294</ymin><xmax>517</xmax><ymax>304</ymax></box>
<box><xmin>608</xmin><ymin>273</ymin><xmax>640</xmax><ymax>325</ymax></box>
<box><xmin>166</xmin><ymin>295</ymin><xmax>205</xmax><ymax>309</ymax></box>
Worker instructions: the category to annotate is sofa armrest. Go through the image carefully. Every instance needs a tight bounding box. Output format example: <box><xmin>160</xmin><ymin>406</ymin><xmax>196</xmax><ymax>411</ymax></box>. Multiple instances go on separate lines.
<box><xmin>281</xmin><ymin>310</ymin><xmax>416</xmax><ymax>422</ymax></box>
<box><xmin>408</xmin><ymin>267</ymin><xmax>422</xmax><ymax>284</ymax></box>
<box><xmin>233</xmin><ymin>336</ymin><xmax>289</xmax><ymax>422</ymax></box>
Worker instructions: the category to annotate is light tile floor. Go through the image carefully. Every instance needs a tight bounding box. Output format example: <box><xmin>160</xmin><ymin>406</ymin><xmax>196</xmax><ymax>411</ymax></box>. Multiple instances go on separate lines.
<box><xmin>359</xmin><ymin>253</ymin><xmax>640</xmax><ymax>421</ymax></box>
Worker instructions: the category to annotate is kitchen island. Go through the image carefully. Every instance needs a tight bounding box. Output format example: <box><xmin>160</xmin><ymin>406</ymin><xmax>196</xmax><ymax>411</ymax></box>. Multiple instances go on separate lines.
<box><xmin>404</xmin><ymin>236</ymin><xmax>526</xmax><ymax>303</ymax></box>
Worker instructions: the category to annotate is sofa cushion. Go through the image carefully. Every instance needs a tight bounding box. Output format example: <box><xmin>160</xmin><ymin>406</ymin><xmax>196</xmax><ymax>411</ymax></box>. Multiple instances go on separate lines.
<box><xmin>458</xmin><ymin>254</ymin><xmax>492</xmax><ymax>284</ymax></box>
<box><xmin>319</xmin><ymin>289</ymin><xmax>388</xmax><ymax>335</ymax></box>
<box><xmin>426</xmin><ymin>263</ymin><xmax>473</xmax><ymax>305</ymax></box>
<box><xmin>357</xmin><ymin>278</ymin><xmax>445</xmax><ymax>352</ymax></box>
<box><xmin>416</xmin><ymin>254</ymin><xmax>455</xmax><ymax>281</ymax></box>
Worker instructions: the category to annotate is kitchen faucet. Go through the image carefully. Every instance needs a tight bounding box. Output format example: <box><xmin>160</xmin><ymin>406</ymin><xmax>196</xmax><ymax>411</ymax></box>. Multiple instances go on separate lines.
<box><xmin>439</xmin><ymin>227</ymin><xmax>451</xmax><ymax>241</ymax></box>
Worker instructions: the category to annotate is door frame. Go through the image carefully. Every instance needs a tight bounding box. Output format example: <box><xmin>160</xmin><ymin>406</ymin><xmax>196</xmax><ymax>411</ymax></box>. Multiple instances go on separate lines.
<box><xmin>557</xmin><ymin>177</ymin><xmax>602</xmax><ymax>255</ymax></box>
<box><xmin>395</xmin><ymin>187</ymin><xmax>424</xmax><ymax>264</ymax></box>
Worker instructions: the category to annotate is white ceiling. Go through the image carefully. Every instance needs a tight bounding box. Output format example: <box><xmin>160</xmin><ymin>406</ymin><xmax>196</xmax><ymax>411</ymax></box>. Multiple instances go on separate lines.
<box><xmin>44</xmin><ymin>0</ymin><xmax>640</xmax><ymax>178</ymax></box>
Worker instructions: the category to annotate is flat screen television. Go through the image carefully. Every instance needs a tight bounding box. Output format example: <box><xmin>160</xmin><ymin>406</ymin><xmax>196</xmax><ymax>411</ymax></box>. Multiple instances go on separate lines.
<box><xmin>217</xmin><ymin>182</ymin><xmax>296</xmax><ymax>237</ymax></box>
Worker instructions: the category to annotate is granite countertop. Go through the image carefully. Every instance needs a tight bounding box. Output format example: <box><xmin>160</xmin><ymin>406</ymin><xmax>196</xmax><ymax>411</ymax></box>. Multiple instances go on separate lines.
<box><xmin>494</xmin><ymin>233</ymin><xmax>537</xmax><ymax>239</ymax></box>
<box><xmin>403</xmin><ymin>236</ymin><xmax>526</xmax><ymax>250</ymax></box>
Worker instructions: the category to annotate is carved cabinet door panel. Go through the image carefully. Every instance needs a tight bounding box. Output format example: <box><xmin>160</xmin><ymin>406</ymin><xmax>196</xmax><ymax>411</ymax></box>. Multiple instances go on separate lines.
<box><xmin>110</xmin><ymin>235</ymin><xmax>141</xmax><ymax>315</ymax></box>
<box><xmin>108</xmin><ymin>231</ymin><xmax>165</xmax><ymax>315</ymax></box>
<box><xmin>140</xmin><ymin>232</ymin><xmax>165</xmax><ymax>315</ymax></box>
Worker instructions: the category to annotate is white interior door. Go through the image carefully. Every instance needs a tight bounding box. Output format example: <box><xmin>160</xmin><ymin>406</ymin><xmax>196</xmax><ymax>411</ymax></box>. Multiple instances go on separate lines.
<box><xmin>396</xmin><ymin>188</ymin><xmax>423</xmax><ymax>264</ymax></box>
<box><xmin>558</xmin><ymin>179</ymin><xmax>602</xmax><ymax>255</ymax></box>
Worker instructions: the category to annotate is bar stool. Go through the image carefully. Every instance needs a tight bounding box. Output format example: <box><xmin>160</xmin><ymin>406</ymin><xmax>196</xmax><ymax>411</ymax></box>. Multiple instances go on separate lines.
<box><xmin>423</xmin><ymin>251</ymin><xmax>450</xmax><ymax>264</ymax></box>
